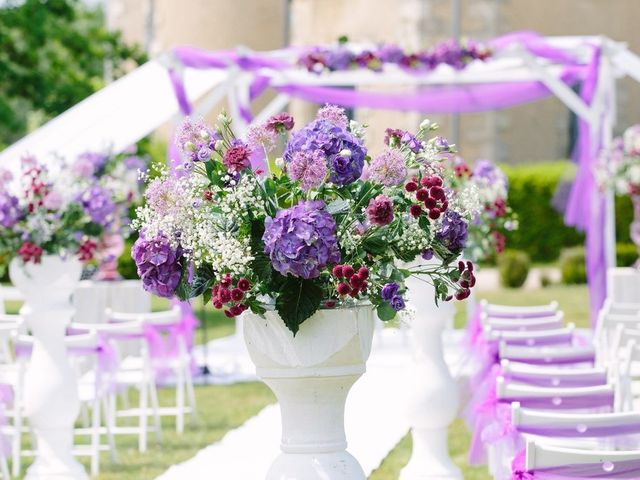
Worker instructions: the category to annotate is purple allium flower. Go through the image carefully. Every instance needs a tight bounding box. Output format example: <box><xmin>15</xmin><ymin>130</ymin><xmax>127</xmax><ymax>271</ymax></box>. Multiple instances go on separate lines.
<box><xmin>176</xmin><ymin>117</ymin><xmax>218</xmax><ymax>158</ymax></box>
<box><xmin>262</xmin><ymin>200</ymin><xmax>341</xmax><ymax>279</ymax></box>
<box><xmin>288</xmin><ymin>150</ymin><xmax>327</xmax><ymax>190</ymax></box>
<box><xmin>436</xmin><ymin>210</ymin><xmax>468</xmax><ymax>252</ymax></box>
<box><xmin>0</xmin><ymin>192</ymin><xmax>21</xmax><ymax>228</ymax></box>
<box><xmin>266</xmin><ymin>112</ymin><xmax>295</xmax><ymax>133</ymax></box>
<box><xmin>381</xmin><ymin>282</ymin><xmax>399</xmax><ymax>301</ymax></box>
<box><xmin>79</xmin><ymin>185</ymin><xmax>116</xmax><ymax>227</ymax></box>
<box><xmin>132</xmin><ymin>234</ymin><xmax>183</xmax><ymax>298</ymax></box>
<box><xmin>366</xmin><ymin>194</ymin><xmax>394</xmax><ymax>226</ymax></box>
<box><xmin>247</xmin><ymin>123</ymin><xmax>277</xmax><ymax>152</ymax></box>
<box><xmin>316</xmin><ymin>104</ymin><xmax>349</xmax><ymax>130</ymax></box>
<box><xmin>369</xmin><ymin>149</ymin><xmax>407</xmax><ymax>186</ymax></box>
<box><xmin>145</xmin><ymin>177</ymin><xmax>177</xmax><ymax>216</ymax></box>
<box><xmin>223</xmin><ymin>141</ymin><xmax>252</xmax><ymax>173</ymax></box>
<box><xmin>391</xmin><ymin>295</ymin><xmax>406</xmax><ymax>311</ymax></box>
<box><xmin>283</xmin><ymin>119</ymin><xmax>366</xmax><ymax>187</ymax></box>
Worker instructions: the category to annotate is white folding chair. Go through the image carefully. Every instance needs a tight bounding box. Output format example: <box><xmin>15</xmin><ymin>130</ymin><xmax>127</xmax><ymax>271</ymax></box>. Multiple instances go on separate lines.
<box><xmin>500</xmin><ymin>342</ymin><xmax>595</xmax><ymax>366</ymax></box>
<box><xmin>524</xmin><ymin>439</ymin><xmax>640</xmax><ymax>478</ymax></box>
<box><xmin>70</xmin><ymin>320</ymin><xmax>161</xmax><ymax>453</ymax></box>
<box><xmin>500</xmin><ymin>359</ymin><xmax>608</xmax><ymax>388</ymax></box>
<box><xmin>479</xmin><ymin>300</ymin><xmax>559</xmax><ymax>319</ymax></box>
<box><xmin>483</xmin><ymin>312</ymin><xmax>564</xmax><ymax>332</ymax></box>
<box><xmin>107</xmin><ymin>308</ymin><xmax>196</xmax><ymax>434</ymax></box>
<box><xmin>487</xmin><ymin>324</ymin><xmax>575</xmax><ymax>347</ymax></box>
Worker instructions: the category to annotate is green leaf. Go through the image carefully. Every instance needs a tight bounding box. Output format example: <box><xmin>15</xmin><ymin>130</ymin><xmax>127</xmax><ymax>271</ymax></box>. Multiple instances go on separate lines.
<box><xmin>175</xmin><ymin>277</ymin><xmax>191</xmax><ymax>301</ymax></box>
<box><xmin>376</xmin><ymin>302</ymin><xmax>396</xmax><ymax>322</ymax></box>
<box><xmin>252</xmin><ymin>254</ymin><xmax>273</xmax><ymax>284</ymax></box>
<box><xmin>202</xmin><ymin>289</ymin><xmax>212</xmax><ymax>305</ymax></box>
<box><xmin>190</xmin><ymin>264</ymin><xmax>215</xmax><ymax>298</ymax></box>
<box><xmin>362</xmin><ymin>229</ymin><xmax>387</xmax><ymax>255</ymax></box>
<box><xmin>275</xmin><ymin>277</ymin><xmax>323</xmax><ymax>335</ymax></box>
<box><xmin>82</xmin><ymin>222</ymin><xmax>103</xmax><ymax>236</ymax></box>
<box><xmin>326</xmin><ymin>200</ymin><xmax>349</xmax><ymax>215</ymax></box>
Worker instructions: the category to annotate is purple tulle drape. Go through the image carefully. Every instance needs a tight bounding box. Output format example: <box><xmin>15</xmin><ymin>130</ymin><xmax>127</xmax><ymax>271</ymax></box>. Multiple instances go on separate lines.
<box><xmin>511</xmin><ymin>450</ymin><xmax>640</xmax><ymax>479</ymax></box>
<box><xmin>166</xmin><ymin>33</ymin><xmax>607</xmax><ymax>324</ymax></box>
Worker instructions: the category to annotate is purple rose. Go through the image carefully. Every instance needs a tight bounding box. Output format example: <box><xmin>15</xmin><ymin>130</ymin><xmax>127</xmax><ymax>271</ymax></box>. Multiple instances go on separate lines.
<box><xmin>421</xmin><ymin>248</ymin><xmax>434</xmax><ymax>260</ymax></box>
<box><xmin>381</xmin><ymin>282</ymin><xmax>399</xmax><ymax>301</ymax></box>
<box><xmin>131</xmin><ymin>234</ymin><xmax>183</xmax><ymax>298</ymax></box>
<box><xmin>263</xmin><ymin>200</ymin><xmax>341</xmax><ymax>279</ymax></box>
<box><xmin>436</xmin><ymin>210</ymin><xmax>469</xmax><ymax>252</ymax></box>
<box><xmin>366</xmin><ymin>194</ymin><xmax>394</xmax><ymax>226</ymax></box>
<box><xmin>391</xmin><ymin>295</ymin><xmax>406</xmax><ymax>311</ymax></box>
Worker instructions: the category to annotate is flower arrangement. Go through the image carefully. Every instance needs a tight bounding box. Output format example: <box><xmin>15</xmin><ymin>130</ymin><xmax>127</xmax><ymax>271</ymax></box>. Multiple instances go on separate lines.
<box><xmin>597</xmin><ymin>124</ymin><xmax>640</xmax><ymax>196</ymax></box>
<box><xmin>299</xmin><ymin>37</ymin><xmax>491</xmax><ymax>74</ymax></box>
<box><xmin>442</xmin><ymin>156</ymin><xmax>517</xmax><ymax>262</ymax></box>
<box><xmin>132</xmin><ymin>106</ymin><xmax>480</xmax><ymax>333</ymax></box>
<box><xmin>0</xmin><ymin>157</ymin><xmax>111</xmax><ymax>275</ymax></box>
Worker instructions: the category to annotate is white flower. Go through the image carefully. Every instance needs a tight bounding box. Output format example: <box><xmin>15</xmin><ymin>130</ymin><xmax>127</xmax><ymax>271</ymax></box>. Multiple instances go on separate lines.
<box><xmin>275</xmin><ymin>157</ymin><xmax>285</xmax><ymax>169</ymax></box>
<box><xmin>628</xmin><ymin>165</ymin><xmax>640</xmax><ymax>184</ymax></box>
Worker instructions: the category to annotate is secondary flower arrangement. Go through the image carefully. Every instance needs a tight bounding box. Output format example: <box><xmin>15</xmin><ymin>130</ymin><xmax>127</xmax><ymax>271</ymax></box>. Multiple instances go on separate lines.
<box><xmin>597</xmin><ymin>124</ymin><xmax>640</xmax><ymax>196</ymax></box>
<box><xmin>299</xmin><ymin>37</ymin><xmax>491</xmax><ymax>74</ymax></box>
<box><xmin>443</xmin><ymin>156</ymin><xmax>517</xmax><ymax>262</ymax></box>
<box><xmin>132</xmin><ymin>106</ymin><xmax>480</xmax><ymax>333</ymax></box>
<box><xmin>0</xmin><ymin>157</ymin><xmax>109</xmax><ymax>275</ymax></box>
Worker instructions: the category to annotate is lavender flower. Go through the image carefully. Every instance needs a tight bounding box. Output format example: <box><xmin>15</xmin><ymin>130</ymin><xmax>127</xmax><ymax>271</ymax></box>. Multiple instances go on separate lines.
<box><xmin>366</xmin><ymin>194</ymin><xmax>394</xmax><ymax>226</ymax></box>
<box><xmin>288</xmin><ymin>150</ymin><xmax>327</xmax><ymax>190</ymax></box>
<box><xmin>316</xmin><ymin>104</ymin><xmax>349</xmax><ymax>130</ymax></box>
<box><xmin>263</xmin><ymin>200</ymin><xmax>341</xmax><ymax>279</ymax></box>
<box><xmin>381</xmin><ymin>283</ymin><xmax>399</xmax><ymax>301</ymax></box>
<box><xmin>0</xmin><ymin>193</ymin><xmax>21</xmax><ymax>228</ymax></box>
<box><xmin>131</xmin><ymin>234</ymin><xmax>183</xmax><ymax>298</ymax></box>
<box><xmin>79</xmin><ymin>185</ymin><xmax>116</xmax><ymax>227</ymax></box>
<box><xmin>283</xmin><ymin>118</ymin><xmax>366</xmax><ymax>187</ymax></box>
<box><xmin>436</xmin><ymin>210</ymin><xmax>468</xmax><ymax>252</ymax></box>
<box><xmin>368</xmin><ymin>149</ymin><xmax>407</xmax><ymax>186</ymax></box>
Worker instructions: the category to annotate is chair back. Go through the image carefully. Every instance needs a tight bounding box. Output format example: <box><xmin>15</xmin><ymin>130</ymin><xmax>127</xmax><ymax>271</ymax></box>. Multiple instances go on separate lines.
<box><xmin>500</xmin><ymin>359</ymin><xmax>607</xmax><ymax>387</ymax></box>
<box><xmin>500</xmin><ymin>343</ymin><xmax>595</xmax><ymax>366</ymax></box>
<box><xmin>480</xmin><ymin>300</ymin><xmax>558</xmax><ymax>319</ymax></box>
<box><xmin>483</xmin><ymin>313</ymin><xmax>564</xmax><ymax>332</ymax></box>
<box><xmin>487</xmin><ymin>324</ymin><xmax>574</xmax><ymax>347</ymax></box>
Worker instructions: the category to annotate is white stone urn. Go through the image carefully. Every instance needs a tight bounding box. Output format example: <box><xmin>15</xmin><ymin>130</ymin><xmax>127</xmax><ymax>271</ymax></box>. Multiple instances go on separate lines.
<box><xmin>243</xmin><ymin>305</ymin><xmax>374</xmax><ymax>480</ymax></box>
<box><xmin>401</xmin><ymin>268</ymin><xmax>462</xmax><ymax>480</ymax></box>
<box><xmin>9</xmin><ymin>255</ymin><xmax>88</xmax><ymax>480</ymax></box>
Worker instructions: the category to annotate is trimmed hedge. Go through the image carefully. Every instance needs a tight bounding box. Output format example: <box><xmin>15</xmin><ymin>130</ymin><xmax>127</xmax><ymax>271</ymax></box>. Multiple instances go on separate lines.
<box><xmin>498</xmin><ymin>250</ymin><xmax>530</xmax><ymax>288</ymax></box>
<box><xmin>503</xmin><ymin>161</ymin><xmax>634</xmax><ymax>262</ymax></box>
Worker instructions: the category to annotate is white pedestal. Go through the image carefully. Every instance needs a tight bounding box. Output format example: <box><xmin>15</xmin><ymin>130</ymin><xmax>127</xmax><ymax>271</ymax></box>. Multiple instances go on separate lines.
<box><xmin>10</xmin><ymin>256</ymin><xmax>88</xmax><ymax>480</ymax></box>
<box><xmin>401</xmin><ymin>274</ymin><xmax>462</xmax><ymax>480</ymax></box>
<box><xmin>243</xmin><ymin>306</ymin><xmax>374</xmax><ymax>480</ymax></box>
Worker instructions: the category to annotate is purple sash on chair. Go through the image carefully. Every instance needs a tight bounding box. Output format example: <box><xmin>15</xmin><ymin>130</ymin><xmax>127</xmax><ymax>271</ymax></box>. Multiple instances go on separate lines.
<box><xmin>511</xmin><ymin>450</ymin><xmax>640</xmax><ymax>479</ymax></box>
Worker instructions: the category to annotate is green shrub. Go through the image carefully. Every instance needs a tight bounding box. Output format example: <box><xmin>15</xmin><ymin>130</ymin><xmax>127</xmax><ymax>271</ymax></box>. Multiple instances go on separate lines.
<box><xmin>540</xmin><ymin>272</ymin><xmax>553</xmax><ymax>288</ymax></box>
<box><xmin>560</xmin><ymin>247</ymin><xmax>587</xmax><ymax>284</ymax></box>
<box><xmin>117</xmin><ymin>237</ymin><xmax>139</xmax><ymax>280</ymax></box>
<box><xmin>498</xmin><ymin>250</ymin><xmax>530</xmax><ymax>288</ymax></box>
<box><xmin>617</xmin><ymin>242</ymin><xmax>639</xmax><ymax>267</ymax></box>
<box><xmin>502</xmin><ymin>161</ymin><xmax>634</xmax><ymax>262</ymax></box>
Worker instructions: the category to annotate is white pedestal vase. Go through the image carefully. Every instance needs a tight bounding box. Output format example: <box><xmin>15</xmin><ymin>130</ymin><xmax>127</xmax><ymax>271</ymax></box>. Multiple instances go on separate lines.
<box><xmin>401</xmin><ymin>274</ymin><xmax>462</xmax><ymax>480</ymax></box>
<box><xmin>9</xmin><ymin>256</ymin><xmax>88</xmax><ymax>480</ymax></box>
<box><xmin>243</xmin><ymin>305</ymin><xmax>374</xmax><ymax>480</ymax></box>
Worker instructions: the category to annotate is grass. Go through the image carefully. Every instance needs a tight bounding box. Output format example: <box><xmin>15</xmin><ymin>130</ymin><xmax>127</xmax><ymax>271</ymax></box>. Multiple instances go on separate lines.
<box><xmin>5</xmin><ymin>281</ymin><xmax>589</xmax><ymax>479</ymax></box>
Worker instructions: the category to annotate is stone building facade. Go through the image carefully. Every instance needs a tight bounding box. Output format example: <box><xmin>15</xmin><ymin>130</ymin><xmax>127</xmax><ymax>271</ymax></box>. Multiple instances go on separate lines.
<box><xmin>107</xmin><ymin>0</ymin><xmax>640</xmax><ymax>164</ymax></box>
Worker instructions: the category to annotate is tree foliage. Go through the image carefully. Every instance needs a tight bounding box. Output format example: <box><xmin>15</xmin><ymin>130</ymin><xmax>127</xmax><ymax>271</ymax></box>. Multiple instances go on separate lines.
<box><xmin>0</xmin><ymin>0</ymin><xmax>146</xmax><ymax>147</ymax></box>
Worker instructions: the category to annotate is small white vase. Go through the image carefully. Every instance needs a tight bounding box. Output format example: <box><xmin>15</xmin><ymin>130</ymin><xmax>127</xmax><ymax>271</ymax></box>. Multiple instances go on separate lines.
<box><xmin>10</xmin><ymin>255</ymin><xmax>88</xmax><ymax>480</ymax></box>
<box><xmin>243</xmin><ymin>305</ymin><xmax>374</xmax><ymax>480</ymax></box>
<box><xmin>401</xmin><ymin>269</ymin><xmax>462</xmax><ymax>480</ymax></box>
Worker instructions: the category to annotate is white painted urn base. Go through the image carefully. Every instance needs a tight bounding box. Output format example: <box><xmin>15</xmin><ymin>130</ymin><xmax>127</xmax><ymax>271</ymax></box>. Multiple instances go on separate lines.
<box><xmin>244</xmin><ymin>305</ymin><xmax>374</xmax><ymax>480</ymax></box>
<box><xmin>401</xmin><ymin>266</ymin><xmax>462</xmax><ymax>480</ymax></box>
<box><xmin>10</xmin><ymin>256</ymin><xmax>88</xmax><ymax>480</ymax></box>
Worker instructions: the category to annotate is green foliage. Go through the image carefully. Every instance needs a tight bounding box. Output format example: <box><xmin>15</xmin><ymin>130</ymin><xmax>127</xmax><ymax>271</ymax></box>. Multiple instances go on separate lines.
<box><xmin>503</xmin><ymin>161</ymin><xmax>634</xmax><ymax>261</ymax></box>
<box><xmin>617</xmin><ymin>242</ymin><xmax>639</xmax><ymax>267</ymax></box>
<box><xmin>275</xmin><ymin>277</ymin><xmax>324</xmax><ymax>335</ymax></box>
<box><xmin>560</xmin><ymin>246</ymin><xmax>587</xmax><ymax>285</ymax></box>
<box><xmin>116</xmin><ymin>238</ymin><xmax>138</xmax><ymax>280</ymax></box>
<box><xmin>0</xmin><ymin>0</ymin><xmax>146</xmax><ymax>146</ymax></box>
<box><xmin>498</xmin><ymin>250</ymin><xmax>530</xmax><ymax>288</ymax></box>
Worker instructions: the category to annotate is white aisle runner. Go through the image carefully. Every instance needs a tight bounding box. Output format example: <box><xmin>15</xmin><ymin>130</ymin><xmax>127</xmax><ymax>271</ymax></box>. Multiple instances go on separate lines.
<box><xmin>157</xmin><ymin>330</ymin><xmax>414</xmax><ymax>480</ymax></box>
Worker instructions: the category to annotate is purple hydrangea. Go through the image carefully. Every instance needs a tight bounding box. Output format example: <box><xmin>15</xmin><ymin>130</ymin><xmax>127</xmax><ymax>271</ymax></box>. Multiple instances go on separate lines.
<box><xmin>283</xmin><ymin>119</ymin><xmax>366</xmax><ymax>187</ymax></box>
<box><xmin>473</xmin><ymin>159</ymin><xmax>508</xmax><ymax>187</ymax></box>
<box><xmin>262</xmin><ymin>200</ymin><xmax>341</xmax><ymax>279</ymax></box>
<box><xmin>316</xmin><ymin>105</ymin><xmax>349</xmax><ymax>130</ymax></box>
<box><xmin>436</xmin><ymin>210</ymin><xmax>469</xmax><ymax>252</ymax></box>
<box><xmin>0</xmin><ymin>193</ymin><xmax>21</xmax><ymax>228</ymax></box>
<box><xmin>377</xmin><ymin>44</ymin><xmax>405</xmax><ymax>64</ymax></box>
<box><xmin>132</xmin><ymin>234</ymin><xmax>183</xmax><ymax>298</ymax></box>
<box><xmin>79</xmin><ymin>185</ymin><xmax>116</xmax><ymax>227</ymax></box>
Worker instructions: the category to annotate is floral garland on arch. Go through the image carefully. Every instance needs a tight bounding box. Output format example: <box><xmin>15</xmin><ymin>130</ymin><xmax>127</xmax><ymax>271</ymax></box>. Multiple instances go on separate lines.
<box><xmin>597</xmin><ymin>124</ymin><xmax>640</xmax><ymax>196</ymax></box>
<box><xmin>131</xmin><ymin>106</ymin><xmax>480</xmax><ymax>334</ymax></box>
<box><xmin>441</xmin><ymin>156</ymin><xmax>518</xmax><ymax>262</ymax></box>
<box><xmin>298</xmin><ymin>37</ymin><xmax>492</xmax><ymax>74</ymax></box>
<box><xmin>0</xmin><ymin>157</ymin><xmax>112</xmax><ymax>275</ymax></box>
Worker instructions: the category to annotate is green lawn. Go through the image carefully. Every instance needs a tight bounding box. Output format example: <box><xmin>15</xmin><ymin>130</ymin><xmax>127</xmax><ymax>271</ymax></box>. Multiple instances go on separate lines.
<box><xmin>5</xmin><ymin>282</ymin><xmax>589</xmax><ymax>479</ymax></box>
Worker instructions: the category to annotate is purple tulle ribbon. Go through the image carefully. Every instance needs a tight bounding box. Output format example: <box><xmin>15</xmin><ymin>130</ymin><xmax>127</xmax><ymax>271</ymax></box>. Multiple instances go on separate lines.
<box><xmin>511</xmin><ymin>449</ymin><xmax>640</xmax><ymax>479</ymax></box>
<box><xmin>517</xmin><ymin>422</ymin><xmax>640</xmax><ymax>438</ymax></box>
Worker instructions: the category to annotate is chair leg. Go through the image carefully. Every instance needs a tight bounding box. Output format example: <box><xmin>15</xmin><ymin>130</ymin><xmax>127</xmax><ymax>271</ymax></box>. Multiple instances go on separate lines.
<box><xmin>90</xmin><ymin>399</ymin><xmax>101</xmax><ymax>476</ymax></box>
<box><xmin>138</xmin><ymin>383</ymin><xmax>148</xmax><ymax>453</ymax></box>
<box><xmin>176</xmin><ymin>367</ymin><xmax>185</xmax><ymax>434</ymax></box>
<box><xmin>0</xmin><ymin>452</ymin><xmax>9</xmax><ymax>480</ymax></box>
<box><xmin>185</xmin><ymin>364</ymin><xmax>197</xmax><ymax>424</ymax></box>
<box><xmin>149</xmin><ymin>379</ymin><xmax>162</xmax><ymax>442</ymax></box>
<box><xmin>103</xmin><ymin>395</ymin><xmax>117</xmax><ymax>463</ymax></box>
<box><xmin>12</xmin><ymin>409</ymin><xmax>22</xmax><ymax>477</ymax></box>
